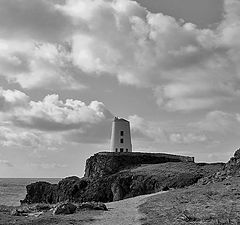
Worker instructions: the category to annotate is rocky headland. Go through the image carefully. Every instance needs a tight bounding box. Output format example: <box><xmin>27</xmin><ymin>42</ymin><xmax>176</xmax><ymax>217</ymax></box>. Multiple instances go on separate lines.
<box><xmin>20</xmin><ymin>152</ymin><xmax>223</xmax><ymax>204</ymax></box>
<box><xmin>2</xmin><ymin>149</ymin><xmax>240</xmax><ymax>224</ymax></box>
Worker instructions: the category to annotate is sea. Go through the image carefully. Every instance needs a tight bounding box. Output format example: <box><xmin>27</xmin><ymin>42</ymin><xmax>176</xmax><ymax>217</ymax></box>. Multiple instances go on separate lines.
<box><xmin>0</xmin><ymin>178</ymin><xmax>62</xmax><ymax>206</ymax></box>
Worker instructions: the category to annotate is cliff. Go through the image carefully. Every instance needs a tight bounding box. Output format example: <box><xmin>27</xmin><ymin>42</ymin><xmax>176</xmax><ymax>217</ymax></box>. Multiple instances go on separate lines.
<box><xmin>21</xmin><ymin>152</ymin><xmax>223</xmax><ymax>205</ymax></box>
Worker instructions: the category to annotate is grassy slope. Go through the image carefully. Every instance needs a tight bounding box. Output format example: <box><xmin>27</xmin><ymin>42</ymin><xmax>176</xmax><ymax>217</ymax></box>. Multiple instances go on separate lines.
<box><xmin>140</xmin><ymin>177</ymin><xmax>240</xmax><ymax>225</ymax></box>
<box><xmin>131</xmin><ymin>162</ymin><xmax>223</xmax><ymax>177</ymax></box>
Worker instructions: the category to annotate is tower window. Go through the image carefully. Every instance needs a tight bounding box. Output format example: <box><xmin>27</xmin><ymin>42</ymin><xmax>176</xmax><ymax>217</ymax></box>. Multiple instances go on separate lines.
<box><xmin>126</xmin><ymin>149</ymin><xmax>128</xmax><ymax>152</ymax></box>
<box><xmin>120</xmin><ymin>148</ymin><xmax>123</xmax><ymax>152</ymax></box>
<box><xmin>120</xmin><ymin>138</ymin><xmax>124</xmax><ymax>143</ymax></box>
<box><xmin>120</xmin><ymin>131</ymin><xmax>124</xmax><ymax>136</ymax></box>
<box><xmin>115</xmin><ymin>148</ymin><xmax>118</xmax><ymax>152</ymax></box>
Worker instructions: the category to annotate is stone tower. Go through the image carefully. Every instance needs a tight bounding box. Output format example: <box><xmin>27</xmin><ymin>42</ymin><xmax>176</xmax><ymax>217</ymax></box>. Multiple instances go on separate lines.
<box><xmin>110</xmin><ymin>117</ymin><xmax>132</xmax><ymax>153</ymax></box>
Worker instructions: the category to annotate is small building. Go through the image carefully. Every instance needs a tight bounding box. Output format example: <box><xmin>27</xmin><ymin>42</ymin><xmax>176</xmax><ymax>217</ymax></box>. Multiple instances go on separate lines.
<box><xmin>110</xmin><ymin>117</ymin><xmax>132</xmax><ymax>153</ymax></box>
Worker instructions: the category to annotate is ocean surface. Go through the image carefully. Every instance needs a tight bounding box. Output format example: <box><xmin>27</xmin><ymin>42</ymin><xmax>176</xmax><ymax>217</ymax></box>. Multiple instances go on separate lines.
<box><xmin>0</xmin><ymin>178</ymin><xmax>61</xmax><ymax>206</ymax></box>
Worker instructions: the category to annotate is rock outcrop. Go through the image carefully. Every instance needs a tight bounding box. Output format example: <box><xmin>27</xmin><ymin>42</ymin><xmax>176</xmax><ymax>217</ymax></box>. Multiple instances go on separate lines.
<box><xmin>53</xmin><ymin>202</ymin><xmax>77</xmax><ymax>215</ymax></box>
<box><xmin>199</xmin><ymin>149</ymin><xmax>240</xmax><ymax>185</ymax></box>
<box><xmin>21</xmin><ymin>152</ymin><xmax>223</xmax><ymax>204</ymax></box>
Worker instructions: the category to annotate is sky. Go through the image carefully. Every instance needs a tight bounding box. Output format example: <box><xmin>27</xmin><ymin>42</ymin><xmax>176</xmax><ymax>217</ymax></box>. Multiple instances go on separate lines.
<box><xmin>1</xmin><ymin>0</ymin><xmax>240</xmax><ymax>178</ymax></box>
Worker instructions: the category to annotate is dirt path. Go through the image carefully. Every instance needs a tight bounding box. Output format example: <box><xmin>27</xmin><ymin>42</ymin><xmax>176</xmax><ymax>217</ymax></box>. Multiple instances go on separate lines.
<box><xmin>87</xmin><ymin>192</ymin><xmax>164</xmax><ymax>225</ymax></box>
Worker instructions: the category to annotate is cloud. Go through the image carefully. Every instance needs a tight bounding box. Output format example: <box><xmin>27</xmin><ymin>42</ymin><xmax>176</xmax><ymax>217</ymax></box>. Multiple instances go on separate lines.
<box><xmin>129</xmin><ymin>114</ymin><xmax>166</xmax><ymax>142</ymax></box>
<box><xmin>0</xmin><ymin>0</ymin><xmax>72</xmax><ymax>42</ymax></box>
<box><xmin>0</xmin><ymin>87</ymin><xmax>29</xmax><ymax>111</ymax></box>
<box><xmin>192</xmin><ymin>110</ymin><xmax>240</xmax><ymax>133</ymax></box>
<box><xmin>63</xmin><ymin>0</ymin><xmax>240</xmax><ymax>111</ymax></box>
<box><xmin>1</xmin><ymin>0</ymin><xmax>240</xmax><ymax>111</ymax></box>
<box><xmin>129</xmin><ymin>114</ymin><xmax>209</xmax><ymax>145</ymax></box>
<box><xmin>0</xmin><ymin>40</ymin><xmax>85</xmax><ymax>89</ymax></box>
<box><xmin>29</xmin><ymin>162</ymin><xmax>67</xmax><ymax>169</ymax></box>
<box><xmin>12</xmin><ymin>94</ymin><xmax>113</xmax><ymax>131</ymax></box>
<box><xmin>0</xmin><ymin>87</ymin><xmax>113</xmax><ymax>145</ymax></box>
<box><xmin>169</xmin><ymin>132</ymin><xmax>207</xmax><ymax>144</ymax></box>
<box><xmin>0</xmin><ymin>159</ymin><xmax>13</xmax><ymax>167</ymax></box>
<box><xmin>0</xmin><ymin>125</ymin><xmax>64</xmax><ymax>150</ymax></box>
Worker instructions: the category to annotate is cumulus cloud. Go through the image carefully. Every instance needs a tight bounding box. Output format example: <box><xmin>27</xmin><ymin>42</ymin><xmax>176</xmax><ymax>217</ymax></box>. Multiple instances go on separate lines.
<box><xmin>0</xmin><ymin>40</ymin><xmax>85</xmax><ymax>89</ymax></box>
<box><xmin>0</xmin><ymin>87</ymin><xmax>113</xmax><ymax>145</ymax></box>
<box><xmin>13</xmin><ymin>94</ymin><xmax>113</xmax><ymax>131</ymax></box>
<box><xmin>0</xmin><ymin>0</ymin><xmax>240</xmax><ymax>111</ymax></box>
<box><xmin>58</xmin><ymin>0</ymin><xmax>240</xmax><ymax>111</ymax></box>
<box><xmin>0</xmin><ymin>87</ymin><xmax>29</xmax><ymax>111</ymax></box>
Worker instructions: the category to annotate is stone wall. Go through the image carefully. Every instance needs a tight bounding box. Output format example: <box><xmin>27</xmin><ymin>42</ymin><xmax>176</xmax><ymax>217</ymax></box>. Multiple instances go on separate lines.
<box><xmin>84</xmin><ymin>151</ymin><xmax>194</xmax><ymax>179</ymax></box>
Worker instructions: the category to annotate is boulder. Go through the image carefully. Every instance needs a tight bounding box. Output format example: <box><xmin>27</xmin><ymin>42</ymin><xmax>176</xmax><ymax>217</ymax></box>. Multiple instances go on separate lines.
<box><xmin>20</xmin><ymin>181</ymin><xmax>57</xmax><ymax>204</ymax></box>
<box><xmin>53</xmin><ymin>202</ymin><xmax>77</xmax><ymax>215</ymax></box>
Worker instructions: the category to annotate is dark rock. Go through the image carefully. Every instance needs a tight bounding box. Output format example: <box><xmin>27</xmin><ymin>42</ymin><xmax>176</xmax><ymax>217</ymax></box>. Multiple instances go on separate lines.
<box><xmin>234</xmin><ymin>148</ymin><xmax>240</xmax><ymax>158</ymax></box>
<box><xmin>20</xmin><ymin>181</ymin><xmax>57</xmax><ymax>204</ymax></box>
<box><xmin>162</xmin><ymin>186</ymin><xmax>169</xmax><ymax>191</ymax></box>
<box><xmin>53</xmin><ymin>202</ymin><xmax>76</xmax><ymax>215</ymax></box>
<box><xmin>21</xmin><ymin>177</ymin><xmax>90</xmax><ymax>204</ymax></box>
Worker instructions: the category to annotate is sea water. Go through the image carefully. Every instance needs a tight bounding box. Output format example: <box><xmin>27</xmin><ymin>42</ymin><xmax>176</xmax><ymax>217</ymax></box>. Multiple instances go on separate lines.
<box><xmin>0</xmin><ymin>178</ymin><xmax>61</xmax><ymax>206</ymax></box>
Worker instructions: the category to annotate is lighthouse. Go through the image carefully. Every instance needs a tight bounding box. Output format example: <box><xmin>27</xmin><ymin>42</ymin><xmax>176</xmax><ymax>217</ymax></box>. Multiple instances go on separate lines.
<box><xmin>110</xmin><ymin>117</ymin><xmax>132</xmax><ymax>153</ymax></box>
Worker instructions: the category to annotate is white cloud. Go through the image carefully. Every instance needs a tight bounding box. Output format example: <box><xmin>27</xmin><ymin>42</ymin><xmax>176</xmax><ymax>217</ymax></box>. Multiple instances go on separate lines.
<box><xmin>0</xmin><ymin>0</ymin><xmax>240</xmax><ymax>111</ymax></box>
<box><xmin>0</xmin><ymin>40</ymin><xmax>85</xmax><ymax>89</ymax></box>
<box><xmin>0</xmin><ymin>87</ymin><xmax>29</xmax><ymax>111</ymax></box>
<box><xmin>13</xmin><ymin>94</ymin><xmax>113</xmax><ymax>131</ymax></box>
<box><xmin>0</xmin><ymin>87</ymin><xmax>113</xmax><ymax>145</ymax></box>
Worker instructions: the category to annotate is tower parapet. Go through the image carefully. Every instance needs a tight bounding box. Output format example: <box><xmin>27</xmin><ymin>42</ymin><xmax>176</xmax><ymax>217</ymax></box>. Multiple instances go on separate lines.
<box><xmin>110</xmin><ymin>117</ymin><xmax>132</xmax><ymax>152</ymax></box>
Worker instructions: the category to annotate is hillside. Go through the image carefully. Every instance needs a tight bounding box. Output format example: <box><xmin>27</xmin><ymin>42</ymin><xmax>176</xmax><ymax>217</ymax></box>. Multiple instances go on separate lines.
<box><xmin>140</xmin><ymin>149</ymin><xmax>240</xmax><ymax>224</ymax></box>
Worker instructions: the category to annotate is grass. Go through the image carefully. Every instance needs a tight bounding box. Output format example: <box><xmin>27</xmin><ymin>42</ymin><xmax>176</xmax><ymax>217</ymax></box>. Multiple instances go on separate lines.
<box><xmin>139</xmin><ymin>177</ymin><xmax>240</xmax><ymax>225</ymax></box>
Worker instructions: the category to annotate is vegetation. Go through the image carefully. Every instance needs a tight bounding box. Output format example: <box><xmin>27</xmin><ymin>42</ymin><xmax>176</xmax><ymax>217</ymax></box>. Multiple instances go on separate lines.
<box><xmin>140</xmin><ymin>177</ymin><xmax>240</xmax><ymax>225</ymax></box>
